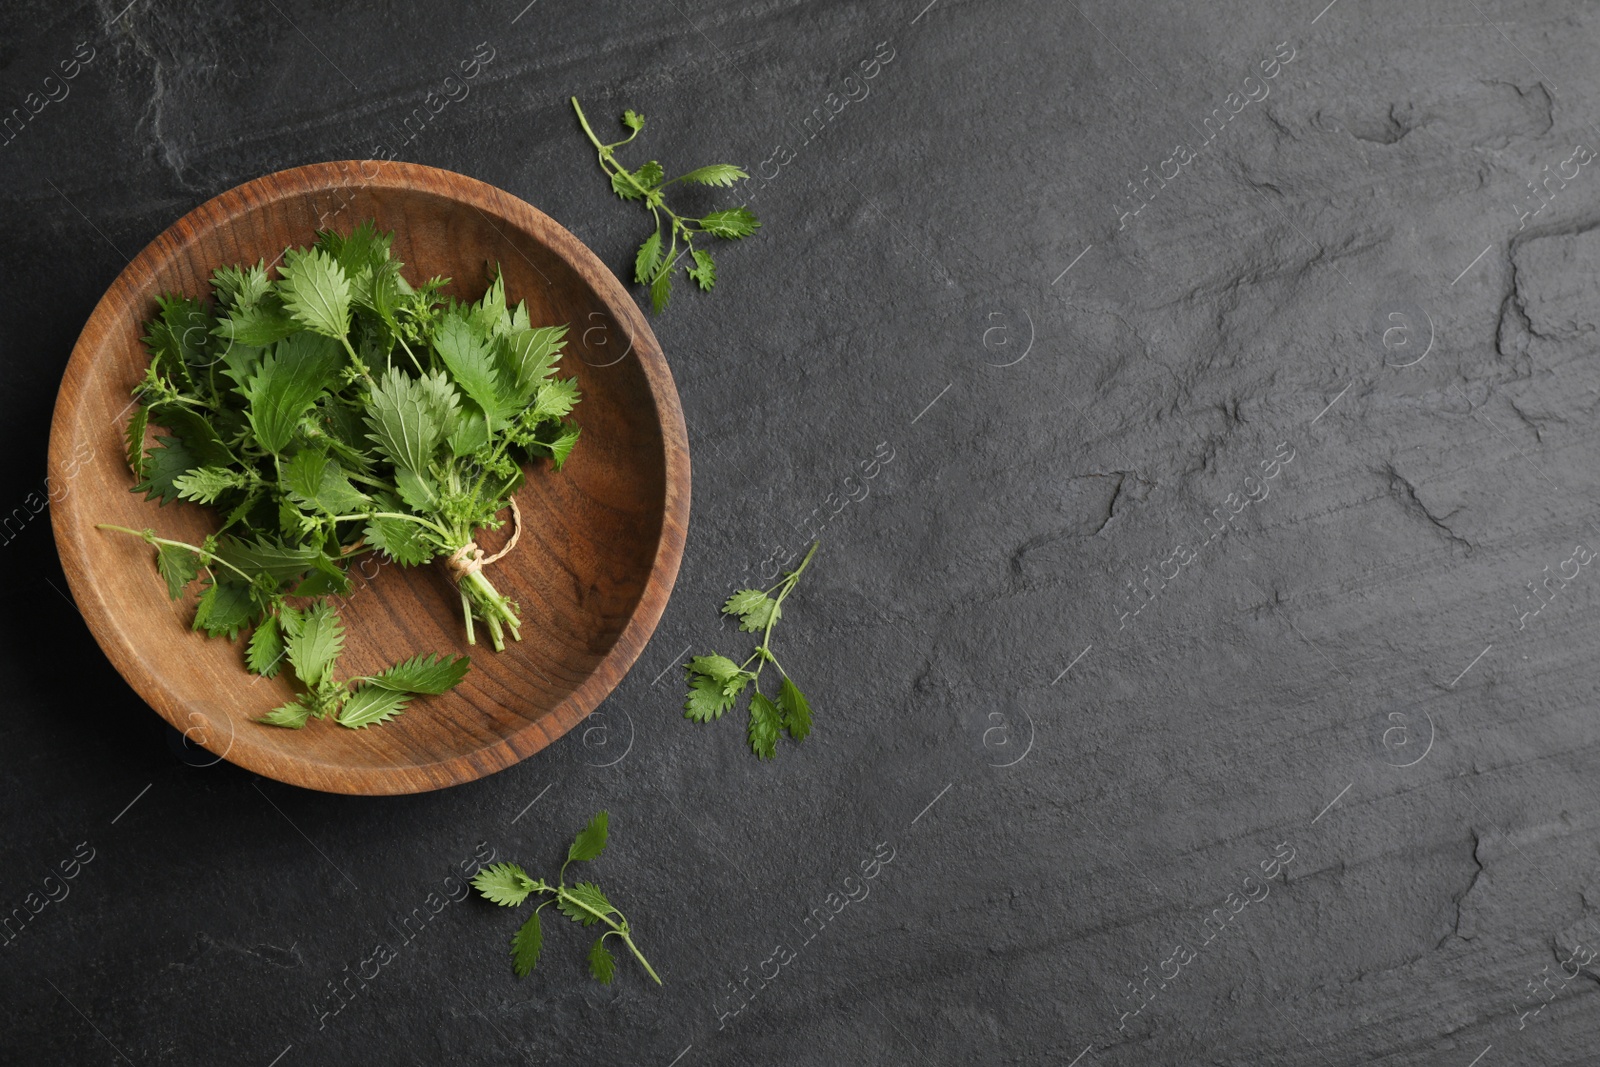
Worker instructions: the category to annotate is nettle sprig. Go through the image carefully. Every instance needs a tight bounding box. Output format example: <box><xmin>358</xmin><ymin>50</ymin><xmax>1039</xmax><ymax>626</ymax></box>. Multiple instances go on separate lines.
<box><xmin>571</xmin><ymin>97</ymin><xmax>760</xmax><ymax>314</ymax></box>
<box><xmin>683</xmin><ymin>542</ymin><xmax>818</xmax><ymax>759</ymax></box>
<box><xmin>472</xmin><ymin>812</ymin><xmax>660</xmax><ymax>985</ymax></box>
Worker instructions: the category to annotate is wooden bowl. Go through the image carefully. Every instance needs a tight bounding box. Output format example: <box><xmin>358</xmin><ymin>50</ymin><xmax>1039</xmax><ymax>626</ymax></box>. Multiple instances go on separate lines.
<box><xmin>47</xmin><ymin>161</ymin><xmax>689</xmax><ymax>795</ymax></box>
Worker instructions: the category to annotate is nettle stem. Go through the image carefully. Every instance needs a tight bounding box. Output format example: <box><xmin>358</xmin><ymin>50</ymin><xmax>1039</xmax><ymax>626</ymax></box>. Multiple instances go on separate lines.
<box><xmin>546</xmin><ymin>884</ymin><xmax>662</xmax><ymax>985</ymax></box>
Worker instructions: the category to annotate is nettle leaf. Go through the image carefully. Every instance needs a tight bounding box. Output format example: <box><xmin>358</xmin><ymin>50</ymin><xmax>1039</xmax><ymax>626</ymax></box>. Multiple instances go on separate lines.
<box><xmin>318</xmin><ymin>220</ymin><xmax>392</xmax><ymax>283</ymax></box>
<box><xmin>684</xmin><ymin>674</ymin><xmax>736</xmax><ymax>723</ymax></box>
<box><xmin>211</xmin><ymin>260</ymin><xmax>272</xmax><ymax>311</ymax></box>
<box><xmin>748</xmin><ymin>690</ymin><xmax>782</xmax><ymax>759</ymax></box>
<box><xmin>541</xmin><ymin>425</ymin><xmax>581</xmax><ymax>470</ymax></box>
<box><xmin>246</xmin><ymin>332</ymin><xmax>345</xmax><ymax>454</ymax></box>
<box><xmin>393</xmin><ymin>466</ymin><xmax>439</xmax><ymax>511</ymax></box>
<box><xmin>649</xmin><ymin>263</ymin><xmax>673</xmax><ymax>314</ymax></box>
<box><xmin>287</xmin><ymin>600</ymin><xmax>344</xmax><ymax>687</ymax></box>
<box><xmin>433</xmin><ymin>311</ymin><xmax>509</xmax><ymax>425</ymax></box>
<box><xmin>259</xmin><ymin>699</ymin><xmax>313</xmax><ymax>729</ymax></box>
<box><xmin>155</xmin><ymin>541</ymin><xmax>201</xmax><ymax>600</ymax></box>
<box><xmin>474</xmin><ymin>862</ymin><xmax>538</xmax><ymax>907</ymax></box>
<box><xmin>610</xmin><ymin>170</ymin><xmax>645</xmax><ymax>201</ymax></box>
<box><xmin>676</xmin><ymin>164</ymin><xmax>748</xmax><ymax>188</ymax></box>
<box><xmin>499</xmin><ymin>326</ymin><xmax>567</xmax><ymax>408</ymax></box>
<box><xmin>215</xmin><ymin>301</ymin><xmax>298</xmax><ymax>347</ymax></box>
<box><xmin>366</xmin><ymin>653</ymin><xmax>470</xmax><ymax>695</ymax></box>
<box><xmin>132</xmin><ymin>435</ymin><xmax>196</xmax><ymax>502</ymax></box>
<box><xmin>634</xmin><ymin>160</ymin><xmax>664</xmax><ymax>189</ymax></box>
<box><xmin>687</xmin><ymin>249</ymin><xmax>716</xmax><ymax>292</ymax></box>
<box><xmin>557</xmin><ymin>882</ymin><xmax>615</xmax><ymax>927</ymax></box>
<box><xmin>124</xmin><ymin>406</ymin><xmax>149</xmax><ymax>480</ymax></box>
<box><xmin>700</xmin><ymin>206</ymin><xmax>760</xmax><ymax>239</ymax></box>
<box><xmin>621</xmin><ymin>109</ymin><xmax>644</xmax><ymax>132</ymax></box>
<box><xmin>531</xmin><ymin>378</ymin><xmax>581</xmax><ymax>421</ymax></box>
<box><xmin>512</xmin><ymin>911</ymin><xmax>543</xmax><ymax>977</ymax></box>
<box><xmin>146</xmin><ymin>402</ymin><xmax>237</xmax><ymax>470</ymax></box>
<box><xmin>213</xmin><ymin>537</ymin><xmax>326</xmax><ymax>584</ymax></box>
<box><xmin>172</xmin><ymin>466</ymin><xmax>246</xmax><ymax>505</ymax></box>
<box><xmin>688</xmin><ymin>654</ymin><xmax>743</xmax><ymax>683</ymax></box>
<box><xmin>283</xmin><ymin>449</ymin><xmax>369</xmax><ymax>515</ymax></box>
<box><xmin>724</xmin><ymin>589</ymin><xmax>781</xmax><ymax>632</ymax></box>
<box><xmin>364</xmin><ymin>515</ymin><xmax>434</xmax><ymax>566</ymax></box>
<box><xmin>634</xmin><ymin>230</ymin><xmax>662</xmax><ymax>285</ymax></box>
<box><xmin>192</xmin><ymin>579</ymin><xmax>255</xmax><ymax>640</ymax></box>
<box><xmin>278</xmin><ymin>246</ymin><xmax>352</xmax><ymax>339</ymax></box>
<box><xmin>247</xmin><ymin>614</ymin><xmax>286</xmax><ymax>677</ymax></box>
<box><xmin>416</xmin><ymin>369</ymin><xmax>463</xmax><ymax>440</ymax></box>
<box><xmin>589</xmin><ymin>937</ymin><xmax>617</xmax><ymax>984</ymax></box>
<box><xmin>365</xmin><ymin>367</ymin><xmax>443</xmax><ymax>474</ymax></box>
<box><xmin>337</xmin><ymin>685</ymin><xmax>411</xmax><ymax>728</ymax></box>
<box><xmin>567</xmin><ymin>811</ymin><xmax>609</xmax><ymax>864</ymax></box>
<box><xmin>779</xmin><ymin>676</ymin><xmax>813</xmax><ymax>741</ymax></box>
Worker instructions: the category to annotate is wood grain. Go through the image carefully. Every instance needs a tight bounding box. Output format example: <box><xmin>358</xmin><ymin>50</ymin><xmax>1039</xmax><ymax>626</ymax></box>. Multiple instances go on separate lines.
<box><xmin>45</xmin><ymin>160</ymin><xmax>689</xmax><ymax>795</ymax></box>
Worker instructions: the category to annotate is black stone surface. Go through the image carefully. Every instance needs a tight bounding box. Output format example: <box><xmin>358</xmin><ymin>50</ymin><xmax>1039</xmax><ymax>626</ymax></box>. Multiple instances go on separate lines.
<box><xmin>6</xmin><ymin>0</ymin><xmax>1600</xmax><ymax>1063</ymax></box>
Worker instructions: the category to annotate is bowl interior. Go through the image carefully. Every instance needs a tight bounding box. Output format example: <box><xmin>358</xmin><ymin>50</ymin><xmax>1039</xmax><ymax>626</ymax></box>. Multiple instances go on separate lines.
<box><xmin>48</xmin><ymin>161</ymin><xmax>687</xmax><ymax>794</ymax></box>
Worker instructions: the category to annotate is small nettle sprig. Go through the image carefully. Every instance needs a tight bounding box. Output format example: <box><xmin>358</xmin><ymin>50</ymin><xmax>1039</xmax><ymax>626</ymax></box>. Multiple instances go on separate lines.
<box><xmin>471</xmin><ymin>811</ymin><xmax>660</xmax><ymax>985</ymax></box>
<box><xmin>683</xmin><ymin>542</ymin><xmax>818</xmax><ymax>759</ymax></box>
<box><xmin>571</xmin><ymin>97</ymin><xmax>760</xmax><ymax>314</ymax></box>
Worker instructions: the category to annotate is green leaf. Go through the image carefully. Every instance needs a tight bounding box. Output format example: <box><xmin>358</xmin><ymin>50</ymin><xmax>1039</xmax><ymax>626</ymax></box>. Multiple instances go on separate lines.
<box><xmin>676</xmin><ymin>164</ymin><xmax>748</xmax><ymax>188</ymax></box>
<box><xmin>364</xmin><ymin>515</ymin><xmax>435</xmax><ymax>566</ymax></box>
<box><xmin>700</xmin><ymin>206</ymin><xmax>760</xmax><ymax>239</ymax></box>
<box><xmin>246</xmin><ymin>332</ymin><xmax>345</xmax><ymax>454</ymax></box>
<box><xmin>278</xmin><ymin>246</ymin><xmax>352</xmax><ymax>340</ymax></box>
<box><xmin>365</xmin><ymin>367</ymin><xmax>444</xmax><ymax>474</ymax></box>
<box><xmin>588</xmin><ymin>937</ymin><xmax>616</xmax><ymax>984</ymax></box>
<box><xmin>447</xmin><ymin>406</ymin><xmax>490</xmax><ymax>457</ymax></box>
<box><xmin>124</xmin><ymin>406</ymin><xmax>148</xmax><ymax>480</ymax></box>
<box><xmin>192</xmin><ymin>579</ymin><xmax>255</xmax><ymax>640</ymax></box>
<box><xmin>213</xmin><ymin>536</ymin><xmax>327</xmax><ymax>584</ymax></box>
<box><xmin>684</xmin><ymin>674</ymin><xmax>736</xmax><ymax>722</ymax></box>
<box><xmin>723</xmin><ymin>589</ymin><xmax>781</xmax><ymax>632</ymax></box>
<box><xmin>145</xmin><ymin>401</ymin><xmax>238</xmax><ymax>470</ymax></box>
<box><xmin>393</xmin><ymin>466</ymin><xmax>439</xmax><ymax>511</ymax></box>
<box><xmin>215</xmin><ymin>301</ymin><xmax>298</xmax><ymax>347</ymax></box>
<box><xmin>211</xmin><ymin>261</ymin><xmax>272</xmax><ymax>311</ymax></box>
<box><xmin>621</xmin><ymin>109</ymin><xmax>644</xmax><ymax>132</ymax></box>
<box><xmin>531</xmin><ymin>377</ymin><xmax>581</xmax><ymax>421</ymax></box>
<box><xmin>567</xmin><ymin>811</ymin><xmax>608</xmax><ymax>864</ymax></box>
<box><xmin>688</xmin><ymin>654</ymin><xmax>743</xmax><ymax>683</ymax></box>
<box><xmin>610</xmin><ymin>170</ymin><xmax>645</xmax><ymax>201</ymax></box>
<box><xmin>337</xmin><ymin>685</ymin><xmax>411</xmax><ymax>728</ymax></box>
<box><xmin>634</xmin><ymin>230</ymin><xmax>662</xmax><ymax>285</ymax></box>
<box><xmin>557</xmin><ymin>882</ymin><xmax>616</xmax><ymax>926</ymax></box>
<box><xmin>318</xmin><ymin>220</ymin><xmax>392</xmax><ymax>283</ymax></box>
<box><xmin>541</xmin><ymin>425</ymin><xmax>581</xmax><ymax>470</ymax></box>
<box><xmin>722</xmin><ymin>589</ymin><xmax>767</xmax><ymax>617</ymax></box>
<box><xmin>247</xmin><ymin>614</ymin><xmax>286</xmax><ymax>677</ymax></box>
<box><xmin>474</xmin><ymin>862</ymin><xmax>538</xmax><ymax>907</ymax></box>
<box><xmin>283</xmin><ymin>449</ymin><xmax>370</xmax><ymax>514</ymax></box>
<box><xmin>433</xmin><ymin>310</ymin><xmax>509</xmax><ymax>425</ymax></box>
<box><xmin>687</xmin><ymin>249</ymin><xmax>716</xmax><ymax>292</ymax></box>
<box><xmin>498</xmin><ymin>325</ymin><xmax>567</xmax><ymax>407</ymax></box>
<box><xmin>649</xmin><ymin>264</ymin><xmax>673</xmax><ymax>314</ymax></box>
<box><xmin>259</xmin><ymin>699</ymin><xmax>313</xmax><ymax>729</ymax></box>
<box><xmin>416</xmin><ymin>369</ymin><xmax>463</xmax><ymax>439</ymax></box>
<box><xmin>748</xmin><ymin>690</ymin><xmax>782</xmax><ymax>759</ymax></box>
<box><xmin>287</xmin><ymin>600</ymin><xmax>344</xmax><ymax>687</ymax></box>
<box><xmin>366</xmin><ymin>652</ymin><xmax>470</xmax><ymax>695</ymax></box>
<box><xmin>634</xmin><ymin>160</ymin><xmax>664</xmax><ymax>188</ymax></box>
<box><xmin>512</xmin><ymin>910</ymin><xmax>543</xmax><ymax>977</ymax></box>
<box><xmin>172</xmin><ymin>465</ymin><xmax>246</xmax><ymax>505</ymax></box>
<box><xmin>779</xmin><ymin>676</ymin><xmax>812</xmax><ymax>741</ymax></box>
<box><xmin>155</xmin><ymin>541</ymin><xmax>201</xmax><ymax>599</ymax></box>
<box><xmin>133</xmin><ymin>435</ymin><xmax>198</xmax><ymax>504</ymax></box>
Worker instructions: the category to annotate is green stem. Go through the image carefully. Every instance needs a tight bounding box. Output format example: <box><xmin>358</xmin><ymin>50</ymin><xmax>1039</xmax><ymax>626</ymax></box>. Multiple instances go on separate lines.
<box><xmin>552</xmin><ymin>886</ymin><xmax>662</xmax><ymax>985</ymax></box>
<box><xmin>329</xmin><ymin>511</ymin><xmax>448</xmax><ymax>537</ymax></box>
<box><xmin>96</xmin><ymin>524</ymin><xmax>256</xmax><ymax>585</ymax></box>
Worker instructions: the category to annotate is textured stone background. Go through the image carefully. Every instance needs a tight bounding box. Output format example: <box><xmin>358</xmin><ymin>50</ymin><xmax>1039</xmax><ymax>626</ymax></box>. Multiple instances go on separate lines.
<box><xmin>6</xmin><ymin>0</ymin><xmax>1600</xmax><ymax>1063</ymax></box>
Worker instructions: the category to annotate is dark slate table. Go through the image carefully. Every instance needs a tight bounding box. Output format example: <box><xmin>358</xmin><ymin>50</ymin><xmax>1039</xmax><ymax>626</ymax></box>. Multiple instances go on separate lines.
<box><xmin>6</xmin><ymin>0</ymin><xmax>1600</xmax><ymax>1063</ymax></box>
